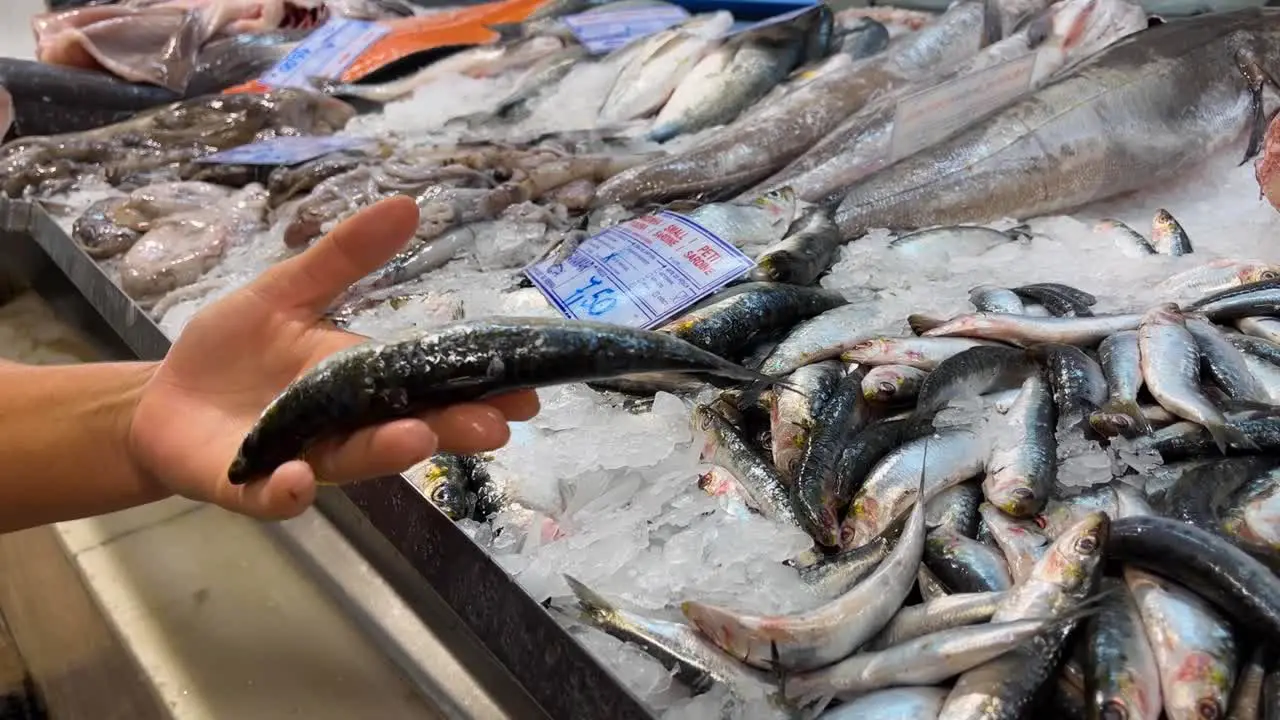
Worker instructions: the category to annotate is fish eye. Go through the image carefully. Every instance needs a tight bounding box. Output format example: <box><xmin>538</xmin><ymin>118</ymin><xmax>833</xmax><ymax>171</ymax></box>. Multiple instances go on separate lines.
<box><xmin>878</xmin><ymin>381</ymin><xmax>897</xmax><ymax>395</ymax></box>
<box><xmin>1074</xmin><ymin>534</ymin><xmax>1099</xmax><ymax>554</ymax></box>
<box><xmin>1100</xmin><ymin>700</ymin><xmax>1129</xmax><ymax>720</ymax></box>
<box><xmin>430</xmin><ymin>484</ymin><xmax>454</xmax><ymax>505</ymax></box>
<box><xmin>1197</xmin><ymin>698</ymin><xmax>1222</xmax><ymax>719</ymax></box>
<box><xmin>1262</xmin><ymin>271</ymin><xmax>1279</xmax><ymax>280</ymax></box>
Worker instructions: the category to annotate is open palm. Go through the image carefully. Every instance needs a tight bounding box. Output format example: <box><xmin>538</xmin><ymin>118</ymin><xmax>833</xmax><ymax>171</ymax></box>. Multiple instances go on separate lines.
<box><xmin>127</xmin><ymin>196</ymin><xmax>538</xmax><ymax>520</ymax></box>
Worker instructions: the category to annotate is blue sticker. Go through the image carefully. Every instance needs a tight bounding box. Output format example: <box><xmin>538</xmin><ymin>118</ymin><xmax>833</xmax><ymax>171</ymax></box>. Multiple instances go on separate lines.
<box><xmin>198</xmin><ymin>135</ymin><xmax>371</xmax><ymax>166</ymax></box>
<box><xmin>525</xmin><ymin>211</ymin><xmax>756</xmax><ymax>329</ymax></box>
<box><xmin>560</xmin><ymin>6</ymin><xmax>691</xmax><ymax>55</ymax></box>
<box><xmin>259</xmin><ymin>17</ymin><xmax>391</xmax><ymax>90</ymax></box>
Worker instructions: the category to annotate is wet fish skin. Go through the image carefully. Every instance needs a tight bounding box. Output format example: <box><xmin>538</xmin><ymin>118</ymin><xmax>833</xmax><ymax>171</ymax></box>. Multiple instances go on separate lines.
<box><xmin>228</xmin><ymin>318</ymin><xmax>778</xmax><ymax>484</ymax></box>
<box><xmin>918</xmin><ymin>564</ymin><xmax>952</xmax><ymax>602</ymax></box>
<box><xmin>1085</xmin><ymin>577</ymin><xmax>1163</xmax><ymax>720</ymax></box>
<box><xmin>787</xmin><ymin>613</ymin><xmax>1074</xmax><ymax>705</ymax></box>
<box><xmin>681</xmin><ymin>463</ymin><xmax>927</xmax><ymax>670</ymax></box>
<box><xmin>659</xmin><ymin>282</ymin><xmax>848</xmax><ymax>361</ymax></box>
<box><xmin>1187</xmin><ymin>317</ymin><xmax>1271</xmax><ymax>402</ymax></box>
<box><xmin>833</xmin><ymin>417</ymin><xmax>911</xmax><ymax>523</ymax></box>
<box><xmin>1231</xmin><ymin>332</ymin><xmax>1280</xmax><ymax>367</ymax></box>
<box><xmin>771</xmin><ymin>360</ymin><xmax>845</xmax><ymax>483</ymax></box>
<box><xmin>862</xmin><ymin>364</ymin><xmax>929</xmax><ymax>405</ymax></box>
<box><xmin>1139</xmin><ymin>304</ymin><xmax>1251</xmax><ymax>454</ymax></box>
<box><xmin>970</xmin><ymin>285</ymin><xmax>1026</xmax><ymax>314</ymax></box>
<box><xmin>1125</xmin><ymin>566</ymin><xmax>1237</xmax><ymax>720</ymax></box>
<box><xmin>978</xmin><ymin>501</ymin><xmax>1049</xmax><ymax>584</ymax></box>
<box><xmin>798</xmin><ymin>531</ymin><xmax>891</xmax><ymax>598</ymax></box>
<box><xmin>72</xmin><ymin>197</ymin><xmax>138</xmax><ymax>258</ymax></box>
<box><xmin>833</xmin><ymin>13</ymin><xmax>1280</xmax><ymax>238</ymax></box>
<box><xmin>843</xmin><ymin>428</ymin><xmax>988</xmax><ymax>547</ymax></box>
<box><xmin>887</xmin><ymin>226</ymin><xmax>1029</xmax><ymax>262</ymax></box>
<box><xmin>817</xmin><ymin>686</ymin><xmax>948</xmax><ymax>720</ymax></box>
<box><xmin>1227</xmin><ymin>645</ymin><xmax>1267</xmax><ymax>720</ymax></box>
<box><xmin>1019</xmin><ymin>283</ymin><xmax>1097</xmax><ymax>307</ymax></box>
<box><xmin>185</xmin><ymin>30</ymin><xmax>308</xmax><ymax>98</ymax></box>
<box><xmin>1099</xmin><ymin>218</ymin><xmax>1157</xmax><ymax>257</ymax></box>
<box><xmin>694</xmin><ymin>404</ymin><xmax>797</xmax><ymax>525</ymax></box>
<box><xmin>1098</xmin><ymin>330</ymin><xmax>1151</xmax><ymax>435</ymax></box>
<box><xmin>750</xmin><ymin>207</ymin><xmax>842</xmax><ymax>286</ymax></box>
<box><xmin>1107</xmin><ymin>515</ymin><xmax>1280</xmax><ymax>643</ymax></box>
<box><xmin>593</xmin><ymin>0</ymin><xmax>994</xmax><ymax>206</ymax></box>
<box><xmin>403</xmin><ymin>453</ymin><xmax>477</xmax><ymax>521</ymax></box>
<box><xmin>1189</xmin><ymin>286</ymin><xmax>1280</xmax><ymax>323</ymax></box>
<box><xmin>1040</xmin><ymin>482</ymin><xmax>1154</xmax><ymax>540</ymax></box>
<box><xmin>0</xmin><ymin>57</ymin><xmax>178</xmax><ymax>140</ymax></box>
<box><xmin>923</xmin><ymin>313</ymin><xmax>1144</xmax><ymax>347</ymax></box>
<box><xmin>938</xmin><ymin>512</ymin><xmax>1109</xmax><ymax>720</ymax></box>
<box><xmin>913</xmin><ymin>345</ymin><xmax>1036</xmax><ymax>418</ymax></box>
<box><xmin>1013</xmin><ymin>284</ymin><xmax>1095</xmax><ymax>318</ymax></box>
<box><xmin>563</xmin><ymin>575</ymin><xmax>777</xmax><ymax>699</ymax></box>
<box><xmin>758</xmin><ymin>304</ymin><xmax>877</xmax><ymax>376</ymax></box>
<box><xmin>924</xmin><ymin>526</ymin><xmax>1014</xmax><ymax>593</ymax></box>
<box><xmin>984</xmin><ymin>373</ymin><xmax>1056</xmax><ymax>517</ymax></box>
<box><xmin>1033</xmin><ymin>342</ymin><xmax>1108</xmax><ymax>422</ymax></box>
<box><xmin>1221</xmin><ymin>467</ymin><xmax>1280</xmax><ymax>565</ymax></box>
<box><xmin>1133</xmin><ymin>414</ymin><xmax>1280</xmax><ymax>459</ymax></box>
<box><xmin>599</xmin><ymin>12</ymin><xmax>736</xmax><ymax>122</ymax></box>
<box><xmin>865</xmin><ymin>591</ymin><xmax>1005</xmax><ymax>650</ymax></box>
<box><xmin>926</xmin><ymin>481</ymin><xmax>983</xmax><ymax>538</ymax></box>
<box><xmin>1158</xmin><ymin>261</ymin><xmax>1280</xmax><ymax>300</ymax></box>
<box><xmin>1238</xmin><ymin>316</ymin><xmax>1280</xmax><ymax>345</ymax></box>
<box><xmin>794</xmin><ymin>367</ymin><xmax>872</xmax><ymax>547</ymax></box>
<box><xmin>837</xmin><ymin>17</ymin><xmax>892</xmax><ymax>60</ymax></box>
<box><xmin>687</xmin><ymin>186</ymin><xmax>798</xmax><ymax>249</ymax></box>
<box><xmin>843</xmin><ymin>336</ymin><xmax>1005</xmax><ymax>370</ymax></box>
<box><xmin>1151</xmin><ymin>208</ymin><xmax>1193</xmax><ymax>257</ymax></box>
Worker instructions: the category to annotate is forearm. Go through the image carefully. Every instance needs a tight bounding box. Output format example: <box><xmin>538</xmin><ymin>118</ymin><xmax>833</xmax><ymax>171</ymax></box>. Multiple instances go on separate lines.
<box><xmin>0</xmin><ymin>359</ymin><xmax>169</xmax><ymax>532</ymax></box>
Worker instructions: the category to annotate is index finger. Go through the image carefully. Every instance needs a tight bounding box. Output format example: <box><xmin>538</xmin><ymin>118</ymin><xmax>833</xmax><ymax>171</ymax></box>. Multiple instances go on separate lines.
<box><xmin>248</xmin><ymin>195</ymin><xmax>420</xmax><ymax>316</ymax></box>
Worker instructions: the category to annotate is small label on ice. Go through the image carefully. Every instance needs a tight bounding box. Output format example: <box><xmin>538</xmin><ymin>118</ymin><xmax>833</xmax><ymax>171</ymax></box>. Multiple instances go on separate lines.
<box><xmin>258</xmin><ymin>17</ymin><xmax>390</xmax><ymax>90</ymax></box>
<box><xmin>888</xmin><ymin>53</ymin><xmax>1037</xmax><ymax>162</ymax></box>
<box><xmin>524</xmin><ymin>211</ymin><xmax>755</xmax><ymax>329</ymax></box>
<box><xmin>560</xmin><ymin>6</ymin><xmax>691</xmax><ymax>55</ymax></box>
<box><xmin>198</xmin><ymin>135</ymin><xmax>370</xmax><ymax>166</ymax></box>
<box><xmin>725</xmin><ymin>4</ymin><xmax>819</xmax><ymax>38</ymax></box>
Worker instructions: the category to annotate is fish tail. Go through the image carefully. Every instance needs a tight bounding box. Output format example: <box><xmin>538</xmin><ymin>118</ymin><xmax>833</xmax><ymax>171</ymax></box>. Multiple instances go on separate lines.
<box><xmin>1208</xmin><ymin>421</ymin><xmax>1257</xmax><ymax>454</ymax></box>
<box><xmin>1100</xmin><ymin>399</ymin><xmax>1152</xmax><ymax>436</ymax></box>
<box><xmin>563</xmin><ymin>574</ymin><xmax>616</xmax><ymax>624</ymax></box>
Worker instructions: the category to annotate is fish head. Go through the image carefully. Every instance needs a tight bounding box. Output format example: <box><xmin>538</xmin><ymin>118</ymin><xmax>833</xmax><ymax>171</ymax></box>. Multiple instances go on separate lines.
<box><xmin>1240</xmin><ymin>265</ymin><xmax>1280</xmax><ymax>285</ymax></box>
<box><xmin>1140</xmin><ymin>302</ymin><xmax>1184</xmax><ymax>326</ymax></box>
<box><xmin>1031</xmin><ymin>510</ymin><xmax>1108</xmax><ymax>597</ymax></box>
<box><xmin>1089</xmin><ymin>410</ymin><xmax>1137</xmax><ymax>438</ymax></box>
<box><xmin>841</xmin><ymin>337</ymin><xmax>891</xmax><ymax>363</ymax></box>
<box><xmin>680</xmin><ymin>600</ymin><xmax>773</xmax><ymax>667</ymax></box>
<box><xmin>422</xmin><ymin>474</ymin><xmax>475</xmax><ymax>521</ymax></box>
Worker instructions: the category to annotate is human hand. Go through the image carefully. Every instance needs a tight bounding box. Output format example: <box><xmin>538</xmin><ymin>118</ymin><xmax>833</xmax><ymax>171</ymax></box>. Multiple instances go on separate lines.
<box><xmin>127</xmin><ymin>196</ymin><xmax>539</xmax><ymax>520</ymax></box>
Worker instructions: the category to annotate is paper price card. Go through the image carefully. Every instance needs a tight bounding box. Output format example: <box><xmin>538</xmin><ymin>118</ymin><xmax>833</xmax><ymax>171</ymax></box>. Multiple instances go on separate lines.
<box><xmin>561</xmin><ymin>6</ymin><xmax>691</xmax><ymax>55</ymax></box>
<box><xmin>259</xmin><ymin>18</ymin><xmax>391</xmax><ymax>90</ymax></box>
<box><xmin>525</xmin><ymin>211</ymin><xmax>756</xmax><ymax>329</ymax></box>
<box><xmin>198</xmin><ymin>135</ymin><xmax>371</xmax><ymax>166</ymax></box>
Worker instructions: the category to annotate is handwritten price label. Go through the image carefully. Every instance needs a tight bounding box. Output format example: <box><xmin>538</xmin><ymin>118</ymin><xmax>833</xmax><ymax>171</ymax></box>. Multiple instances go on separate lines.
<box><xmin>525</xmin><ymin>211</ymin><xmax>755</xmax><ymax>328</ymax></box>
<box><xmin>561</xmin><ymin>6</ymin><xmax>691</xmax><ymax>55</ymax></box>
<box><xmin>198</xmin><ymin>135</ymin><xmax>370</xmax><ymax>166</ymax></box>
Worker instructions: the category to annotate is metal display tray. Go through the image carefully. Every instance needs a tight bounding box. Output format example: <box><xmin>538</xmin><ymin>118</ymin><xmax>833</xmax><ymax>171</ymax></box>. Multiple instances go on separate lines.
<box><xmin>0</xmin><ymin>198</ymin><xmax>654</xmax><ymax>720</ymax></box>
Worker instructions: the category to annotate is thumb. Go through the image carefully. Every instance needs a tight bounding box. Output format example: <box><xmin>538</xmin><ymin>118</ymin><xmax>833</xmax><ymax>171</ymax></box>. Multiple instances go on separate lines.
<box><xmin>249</xmin><ymin>195</ymin><xmax>420</xmax><ymax>315</ymax></box>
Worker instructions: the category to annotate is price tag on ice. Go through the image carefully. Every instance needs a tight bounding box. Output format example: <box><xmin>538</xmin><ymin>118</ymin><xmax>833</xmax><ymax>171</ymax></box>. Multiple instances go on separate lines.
<box><xmin>889</xmin><ymin>53</ymin><xmax>1037</xmax><ymax>163</ymax></box>
<box><xmin>525</xmin><ymin>211</ymin><xmax>755</xmax><ymax>329</ymax></box>
<box><xmin>198</xmin><ymin>135</ymin><xmax>371</xmax><ymax>166</ymax></box>
<box><xmin>725</xmin><ymin>4</ymin><xmax>820</xmax><ymax>37</ymax></box>
<box><xmin>259</xmin><ymin>17</ymin><xmax>390</xmax><ymax>90</ymax></box>
<box><xmin>560</xmin><ymin>6</ymin><xmax>691</xmax><ymax>55</ymax></box>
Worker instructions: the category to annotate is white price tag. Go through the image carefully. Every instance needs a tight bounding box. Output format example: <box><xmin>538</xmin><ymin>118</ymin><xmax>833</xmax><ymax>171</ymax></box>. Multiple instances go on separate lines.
<box><xmin>259</xmin><ymin>17</ymin><xmax>391</xmax><ymax>90</ymax></box>
<box><xmin>889</xmin><ymin>53</ymin><xmax>1037</xmax><ymax>163</ymax></box>
<box><xmin>561</xmin><ymin>6</ymin><xmax>691</xmax><ymax>55</ymax></box>
<box><xmin>198</xmin><ymin>135</ymin><xmax>370</xmax><ymax>166</ymax></box>
<box><xmin>726</xmin><ymin>4</ymin><xmax>819</xmax><ymax>38</ymax></box>
<box><xmin>525</xmin><ymin>211</ymin><xmax>755</xmax><ymax>329</ymax></box>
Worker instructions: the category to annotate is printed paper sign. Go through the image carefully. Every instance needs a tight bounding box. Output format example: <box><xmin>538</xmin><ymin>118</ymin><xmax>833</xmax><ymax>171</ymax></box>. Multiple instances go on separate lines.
<box><xmin>525</xmin><ymin>211</ymin><xmax>756</xmax><ymax>329</ymax></box>
<box><xmin>561</xmin><ymin>6</ymin><xmax>691</xmax><ymax>55</ymax></box>
<box><xmin>889</xmin><ymin>53</ymin><xmax>1037</xmax><ymax>163</ymax></box>
<box><xmin>198</xmin><ymin>135</ymin><xmax>371</xmax><ymax>166</ymax></box>
<box><xmin>726</xmin><ymin>4</ymin><xmax>819</xmax><ymax>37</ymax></box>
<box><xmin>259</xmin><ymin>18</ymin><xmax>391</xmax><ymax>90</ymax></box>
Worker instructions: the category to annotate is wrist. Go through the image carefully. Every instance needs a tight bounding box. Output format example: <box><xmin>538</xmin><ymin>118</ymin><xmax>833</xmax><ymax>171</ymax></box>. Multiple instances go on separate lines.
<box><xmin>117</xmin><ymin>362</ymin><xmax>170</xmax><ymax>503</ymax></box>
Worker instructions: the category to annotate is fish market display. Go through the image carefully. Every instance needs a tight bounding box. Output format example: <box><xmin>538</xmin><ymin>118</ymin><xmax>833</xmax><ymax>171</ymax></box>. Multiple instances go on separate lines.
<box><xmin>15</xmin><ymin>0</ymin><xmax>1280</xmax><ymax>717</ymax></box>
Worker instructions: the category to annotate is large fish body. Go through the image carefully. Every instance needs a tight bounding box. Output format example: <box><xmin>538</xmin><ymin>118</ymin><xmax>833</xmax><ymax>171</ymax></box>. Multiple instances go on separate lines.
<box><xmin>834</xmin><ymin>10</ymin><xmax>1280</xmax><ymax>238</ymax></box>
<box><xmin>752</xmin><ymin>0</ymin><xmax>1148</xmax><ymax>203</ymax></box>
<box><xmin>592</xmin><ymin>0</ymin><xmax>1002</xmax><ymax>206</ymax></box>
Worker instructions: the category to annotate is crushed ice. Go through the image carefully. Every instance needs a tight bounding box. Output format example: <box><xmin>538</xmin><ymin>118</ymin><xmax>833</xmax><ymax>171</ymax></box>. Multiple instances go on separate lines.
<box><xmin>45</xmin><ymin>61</ymin><xmax>1280</xmax><ymax>718</ymax></box>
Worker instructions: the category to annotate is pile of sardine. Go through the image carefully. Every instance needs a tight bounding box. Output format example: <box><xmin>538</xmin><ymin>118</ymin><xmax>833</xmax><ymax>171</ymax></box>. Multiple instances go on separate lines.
<box><xmin>471</xmin><ymin>269</ymin><xmax>1280</xmax><ymax>720</ymax></box>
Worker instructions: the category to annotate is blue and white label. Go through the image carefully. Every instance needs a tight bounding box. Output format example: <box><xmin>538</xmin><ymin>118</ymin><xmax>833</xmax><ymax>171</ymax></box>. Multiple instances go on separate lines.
<box><xmin>525</xmin><ymin>211</ymin><xmax>755</xmax><ymax>329</ymax></box>
<box><xmin>726</xmin><ymin>4</ymin><xmax>819</xmax><ymax>37</ymax></box>
<box><xmin>198</xmin><ymin>135</ymin><xmax>370</xmax><ymax>166</ymax></box>
<box><xmin>561</xmin><ymin>6</ymin><xmax>691</xmax><ymax>55</ymax></box>
<box><xmin>259</xmin><ymin>17</ymin><xmax>390</xmax><ymax>90</ymax></box>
